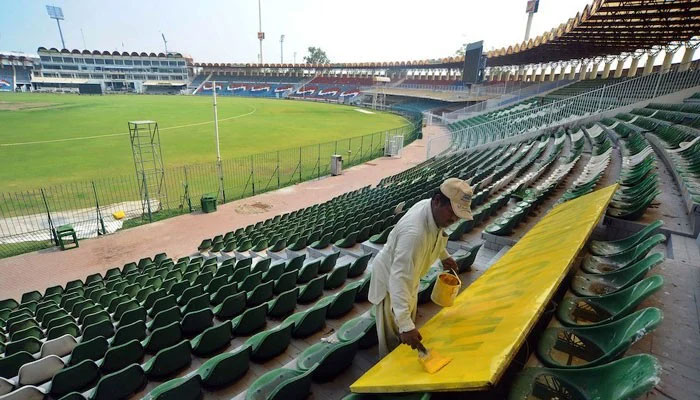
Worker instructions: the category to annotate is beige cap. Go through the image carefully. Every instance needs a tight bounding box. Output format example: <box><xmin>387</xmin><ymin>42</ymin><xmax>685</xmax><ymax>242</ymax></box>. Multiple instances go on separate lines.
<box><xmin>440</xmin><ymin>178</ymin><xmax>473</xmax><ymax>220</ymax></box>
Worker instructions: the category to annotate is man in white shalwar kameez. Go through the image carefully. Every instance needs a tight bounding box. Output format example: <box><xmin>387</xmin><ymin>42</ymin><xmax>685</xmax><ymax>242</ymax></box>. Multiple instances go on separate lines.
<box><xmin>368</xmin><ymin>178</ymin><xmax>474</xmax><ymax>356</ymax></box>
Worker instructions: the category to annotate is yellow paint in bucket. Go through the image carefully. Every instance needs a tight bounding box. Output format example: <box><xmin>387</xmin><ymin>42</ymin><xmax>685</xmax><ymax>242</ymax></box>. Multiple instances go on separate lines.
<box><xmin>430</xmin><ymin>270</ymin><xmax>461</xmax><ymax>307</ymax></box>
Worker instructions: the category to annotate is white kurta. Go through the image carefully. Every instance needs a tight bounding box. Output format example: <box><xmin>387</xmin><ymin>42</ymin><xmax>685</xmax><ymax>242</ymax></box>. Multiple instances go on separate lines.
<box><xmin>368</xmin><ymin>199</ymin><xmax>449</xmax><ymax>355</ymax></box>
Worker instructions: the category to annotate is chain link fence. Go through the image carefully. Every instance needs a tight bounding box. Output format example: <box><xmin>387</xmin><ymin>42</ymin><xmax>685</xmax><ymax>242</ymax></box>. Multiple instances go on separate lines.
<box><xmin>0</xmin><ymin>111</ymin><xmax>422</xmax><ymax>259</ymax></box>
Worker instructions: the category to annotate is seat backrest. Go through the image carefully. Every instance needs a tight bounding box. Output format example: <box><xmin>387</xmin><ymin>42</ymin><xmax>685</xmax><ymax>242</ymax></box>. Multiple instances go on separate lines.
<box><xmin>68</xmin><ymin>335</ymin><xmax>109</xmax><ymax>365</ymax></box>
<box><xmin>17</xmin><ymin>355</ymin><xmax>65</xmax><ymax>386</ymax></box>
<box><xmin>40</xmin><ymin>334</ymin><xmax>78</xmax><ymax>358</ymax></box>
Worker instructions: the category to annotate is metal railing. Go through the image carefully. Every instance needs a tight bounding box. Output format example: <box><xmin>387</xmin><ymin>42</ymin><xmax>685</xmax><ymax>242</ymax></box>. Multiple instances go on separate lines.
<box><xmin>439</xmin><ymin>79</ymin><xmax>575</xmax><ymax>122</ymax></box>
<box><xmin>447</xmin><ymin>63</ymin><xmax>700</xmax><ymax>150</ymax></box>
<box><xmin>0</xmin><ymin>112</ymin><xmax>422</xmax><ymax>259</ymax></box>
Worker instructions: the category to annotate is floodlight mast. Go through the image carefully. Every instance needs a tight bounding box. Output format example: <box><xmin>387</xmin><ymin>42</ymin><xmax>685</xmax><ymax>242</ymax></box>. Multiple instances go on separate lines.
<box><xmin>212</xmin><ymin>81</ymin><xmax>225</xmax><ymax>200</ymax></box>
<box><xmin>257</xmin><ymin>0</ymin><xmax>264</xmax><ymax>64</ymax></box>
<box><xmin>46</xmin><ymin>5</ymin><xmax>66</xmax><ymax>49</ymax></box>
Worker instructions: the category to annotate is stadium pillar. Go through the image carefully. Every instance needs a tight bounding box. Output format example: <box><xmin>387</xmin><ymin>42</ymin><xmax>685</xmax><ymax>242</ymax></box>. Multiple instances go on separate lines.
<box><xmin>642</xmin><ymin>52</ymin><xmax>657</xmax><ymax>76</ymax></box>
<box><xmin>567</xmin><ymin>62</ymin><xmax>577</xmax><ymax>80</ymax></box>
<box><xmin>549</xmin><ymin>64</ymin><xmax>557</xmax><ymax>81</ymax></box>
<box><xmin>627</xmin><ymin>57</ymin><xmax>640</xmax><ymax>77</ymax></box>
<box><xmin>538</xmin><ymin>65</ymin><xmax>546</xmax><ymax>82</ymax></box>
<box><xmin>661</xmin><ymin>49</ymin><xmax>675</xmax><ymax>74</ymax></box>
<box><xmin>614</xmin><ymin>56</ymin><xmax>626</xmax><ymax>78</ymax></box>
<box><xmin>588</xmin><ymin>62</ymin><xmax>600</xmax><ymax>79</ymax></box>
<box><xmin>601</xmin><ymin>60</ymin><xmax>613</xmax><ymax>79</ymax></box>
<box><xmin>577</xmin><ymin>62</ymin><xmax>588</xmax><ymax>80</ymax></box>
<box><xmin>679</xmin><ymin>44</ymin><xmax>696</xmax><ymax>72</ymax></box>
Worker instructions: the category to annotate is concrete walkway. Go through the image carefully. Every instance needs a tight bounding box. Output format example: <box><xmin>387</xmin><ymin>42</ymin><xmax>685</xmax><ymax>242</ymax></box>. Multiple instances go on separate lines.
<box><xmin>0</xmin><ymin>126</ymin><xmax>450</xmax><ymax>300</ymax></box>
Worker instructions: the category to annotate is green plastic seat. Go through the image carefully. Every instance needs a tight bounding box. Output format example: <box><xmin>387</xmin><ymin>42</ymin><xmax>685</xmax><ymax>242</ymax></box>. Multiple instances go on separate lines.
<box><xmin>87</xmin><ymin>363</ymin><xmax>147</xmax><ymax>400</ymax></box>
<box><xmin>231</xmin><ymin>303</ymin><xmax>268</xmax><ymax>336</ymax></box>
<box><xmin>262</xmin><ymin>262</ymin><xmax>285</xmax><ymax>283</ymax></box>
<box><xmin>355</xmin><ymin>275</ymin><xmax>371</xmax><ymax>302</ymax></box>
<box><xmin>508</xmin><ymin>354</ymin><xmax>660</xmax><ymax>400</ymax></box>
<box><xmin>148</xmin><ymin>306</ymin><xmax>182</xmax><ymax>332</ymax></box>
<box><xmin>210</xmin><ymin>282</ymin><xmax>238</xmax><ymax>306</ymax></box>
<box><xmin>298</xmin><ymin>275</ymin><xmax>327</xmax><ymax>304</ymax></box>
<box><xmin>247</xmin><ymin>281</ymin><xmax>274</xmax><ymax>307</ymax></box>
<box><xmin>0</xmin><ymin>351</ymin><xmax>34</xmax><ymax>378</ymax></box>
<box><xmin>143</xmin><ymin>340</ymin><xmax>192</xmax><ymax>379</ymax></box>
<box><xmin>231</xmin><ymin>266</ymin><xmax>251</xmax><ymax>284</ymax></box>
<box><xmin>285</xmin><ymin>255</ymin><xmax>306</xmax><ymax>273</ymax></box>
<box><xmin>273</xmin><ymin>270</ymin><xmax>297</xmax><ymax>294</ymax></box>
<box><xmin>288</xmin><ymin>235</ymin><xmax>308</xmax><ymax>251</ymax></box>
<box><xmin>142</xmin><ymin>375</ymin><xmax>202</xmax><ymax>400</ymax></box>
<box><xmin>538</xmin><ymin>307</ymin><xmax>662</xmax><ymax>369</ymax></box>
<box><xmin>348</xmin><ymin>253</ymin><xmax>372</xmax><ymax>278</ymax></box>
<box><xmin>267</xmin><ymin>288</ymin><xmax>299</xmax><ymax>319</ymax></box>
<box><xmin>0</xmin><ymin>298</ymin><xmax>19</xmax><ymax>312</ymax></box>
<box><xmin>214</xmin><ymin>292</ymin><xmax>246</xmax><ymax>320</ymax></box>
<box><xmin>68</xmin><ymin>336</ymin><xmax>109</xmax><ymax>365</ymax></box>
<box><xmin>557</xmin><ymin>276</ymin><xmax>664</xmax><ymax>327</ymax></box>
<box><xmin>282</xmin><ymin>302</ymin><xmax>328</xmax><ymax>338</ymax></box>
<box><xmin>191</xmin><ymin>320</ymin><xmax>233</xmax><ymax>356</ymax></box>
<box><xmin>181</xmin><ymin>293</ymin><xmax>210</xmax><ymax>316</ymax></box>
<box><xmin>101</xmin><ymin>339</ymin><xmax>145</xmax><ymax>373</ymax></box>
<box><xmin>82</xmin><ymin>319</ymin><xmax>115</xmax><ymax>341</ymax></box>
<box><xmin>10</xmin><ymin>325</ymin><xmax>44</xmax><ymax>341</ymax></box>
<box><xmin>168</xmin><ymin>281</ymin><xmax>189</xmax><ymax>300</ymax></box>
<box><xmin>297</xmin><ymin>260</ymin><xmax>320</xmax><ymax>284</ymax></box>
<box><xmin>454</xmin><ymin>243</ymin><xmax>481</xmax><ymax>273</ymax></box>
<box><xmin>572</xmin><ymin>253</ymin><xmax>664</xmax><ymax>296</ymax></box>
<box><xmin>369</xmin><ymin>224</ymin><xmax>394</xmax><ymax>244</ymax></box>
<box><xmin>9</xmin><ymin>317</ymin><xmax>40</xmax><ymax>334</ymax></box>
<box><xmin>245</xmin><ymin>366</ymin><xmax>313</xmax><ymax>400</ymax></box>
<box><xmin>336</xmin><ymin>230</ymin><xmax>359</xmax><ymax>248</ymax></box>
<box><xmin>143</xmin><ymin>321</ymin><xmax>183</xmax><ymax>354</ymax></box>
<box><xmin>197</xmin><ymin>346</ymin><xmax>251</xmax><ymax>388</ymax></box>
<box><xmin>50</xmin><ymin>359</ymin><xmax>101</xmax><ymax>397</ymax></box>
<box><xmin>252</xmin><ymin>258</ymin><xmax>272</xmax><ymax>275</ymax></box>
<box><xmin>325</xmin><ymin>263</ymin><xmax>350</xmax><ymax>290</ymax></box>
<box><xmin>181</xmin><ymin>308</ymin><xmax>214</xmax><ymax>337</ymax></box>
<box><xmin>589</xmin><ymin>220</ymin><xmax>663</xmax><ymax>256</ymax></box>
<box><xmin>245</xmin><ymin>323</ymin><xmax>294</xmax><ymax>362</ymax></box>
<box><xmin>337</xmin><ymin>315</ymin><xmax>378</xmax><ymax>349</ymax></box>
<box><xmin>178</xmin><ymin>284</ymin><xmax>203</xmax><ymax>306</ymax></box>
<box><xmin>581</xmin><ymin>234</ymin><xmax>665</xmax><ymax>273</ymax></box>
<box><xmin>5</xmin><ymin>336</ymin><xmax>42</xmax><ymax>355</ymax></box>
<box><xmin>319</xmin><ymin>252</ymin><xmax>340</xmax><ymax>274</ymax></box>
<box><xmin>149</xmin><ymin>294</ymin><xmax>178</xmax><ymax>318</ymax></box>
<box><xmin>239</xmin><ymin>271</ymin><xmax>263</xmax><ymax>292</ymax></box>
<box><xmin>113</xmin><ymin>320</ymin><xmax>147</xmax><ymax>346</ymax></box>
<box><xmin>317</xmin><ymin>283</ymin><xmax>359</xmax><ymax>318</ymax></box>
<box><xmin>310</xmin><ymin>233</ymin><xmax>332</xmax><ymax>249</ymax></box>
<box><xmin>296</xmin><ymin>339</ymin><xmax>359</xmax><ymax>381</ymax></box>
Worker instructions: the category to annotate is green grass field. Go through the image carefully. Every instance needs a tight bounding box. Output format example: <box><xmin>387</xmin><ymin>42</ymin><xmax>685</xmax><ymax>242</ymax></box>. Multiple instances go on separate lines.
<box><xmin>0</xmin><ymin>93</ymin><xmax>407</xmax><ymax>192</ymax></box>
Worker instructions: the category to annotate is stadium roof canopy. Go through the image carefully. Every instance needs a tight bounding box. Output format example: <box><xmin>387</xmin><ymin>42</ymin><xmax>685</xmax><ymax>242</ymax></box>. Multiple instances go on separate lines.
<box><xmin>486</xmin><ymin>0</ymin><xmax>700</xmax><ymax>67</ymax></box>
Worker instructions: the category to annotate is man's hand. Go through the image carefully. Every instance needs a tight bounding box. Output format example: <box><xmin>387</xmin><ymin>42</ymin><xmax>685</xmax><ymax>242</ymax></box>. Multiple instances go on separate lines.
<box><xmin>399</xmin><ymin>329</ymin><xmax>423</xmax><ymax>350</ymax></box>
<box><xmin>441</xmin><ymin>257</ymin><xmax>458</xmax><ymax>273</ymax></box>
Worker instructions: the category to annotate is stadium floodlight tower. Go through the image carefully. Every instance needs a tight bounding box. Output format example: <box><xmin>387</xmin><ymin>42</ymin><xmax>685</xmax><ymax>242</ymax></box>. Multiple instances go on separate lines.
<box><xmin>46</xmin><ymin>5</ymin><xmax>66</xmax><ymax>49</ymax></box>
<box><xmin>129</xmin><ymin>121</ymin><xmax>167</xmax><ymax>222</ymax></box>
<box><xmin>257</xmin><ymin>0</ymin><xmax>264</xmax><ymax>64</ymax></box>
<box><xmin>524</xmin><ymin>0</ymin><xmax>539</xmax><ymax>41</ymax></box>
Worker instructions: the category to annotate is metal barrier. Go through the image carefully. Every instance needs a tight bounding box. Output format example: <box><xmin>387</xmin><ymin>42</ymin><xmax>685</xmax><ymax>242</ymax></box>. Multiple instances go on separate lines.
<box><xmin>0</xmin><ymin>112</ymin><xmax>422</xmax><ymax>258</ymax></box>
<box><xmin>440</xmin><ymin>79</ymin><xmax>575</xmax><ymax>122</ymax></box>
<box><xmin>449</xmin><ymin>64</ymin><xmax>700</xmax><ymax>149</ymax></box>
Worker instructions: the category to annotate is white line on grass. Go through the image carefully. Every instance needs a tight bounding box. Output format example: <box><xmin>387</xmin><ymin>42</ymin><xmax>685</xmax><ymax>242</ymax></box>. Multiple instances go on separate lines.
<box><xmin>0</xmin><ymin>106</ymin><xmax>257</xmax><ymax>147</ymax></box>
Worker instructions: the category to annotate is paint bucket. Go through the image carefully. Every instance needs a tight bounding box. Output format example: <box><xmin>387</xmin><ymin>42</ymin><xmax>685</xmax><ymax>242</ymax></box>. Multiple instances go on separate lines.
<box><xmin>430</xmin><ymin>270</ymin><xmax>461</xmax><ymax>307</ymax></box>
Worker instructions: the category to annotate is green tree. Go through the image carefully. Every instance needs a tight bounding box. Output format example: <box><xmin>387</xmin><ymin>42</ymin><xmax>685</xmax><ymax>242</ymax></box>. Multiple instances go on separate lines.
<box><xmin>304</xmin><ymin>47</ymin><xmax>330</xmax><ymax>64</ymax></box>
<box><xmin>455</xmin><ymin>44</ymin><xmax>466</xmax><ymax>57</ymax></box>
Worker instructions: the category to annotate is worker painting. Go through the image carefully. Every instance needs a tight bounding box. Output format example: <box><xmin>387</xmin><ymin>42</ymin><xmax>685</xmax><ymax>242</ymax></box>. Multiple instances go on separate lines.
<box><xmin>368</xmin><ymin>178</ymin><xmax>474</xmax><ymax>356</ymax></box>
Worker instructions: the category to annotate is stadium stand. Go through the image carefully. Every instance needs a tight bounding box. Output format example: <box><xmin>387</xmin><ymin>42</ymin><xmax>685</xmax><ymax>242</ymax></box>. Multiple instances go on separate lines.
<box><xmin>0</xmin><ymin>105</ymin><xmax>677</xmax><ymax>397</ymax></box>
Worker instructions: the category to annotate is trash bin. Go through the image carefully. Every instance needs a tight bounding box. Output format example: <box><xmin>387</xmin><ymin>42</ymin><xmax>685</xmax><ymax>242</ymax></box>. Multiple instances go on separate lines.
<box><xmin>201</xmin><ymin>193</ymin><xmax>217</xmax><ymax>213</ymax></box>
<box><xmin>331</xmin><ymin>155</ymin><xmax>343</xmax><ymax>176</ymax></box>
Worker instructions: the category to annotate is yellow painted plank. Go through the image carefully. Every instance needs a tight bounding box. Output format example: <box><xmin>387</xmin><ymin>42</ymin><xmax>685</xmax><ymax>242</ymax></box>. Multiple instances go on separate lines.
<box><xmin>351</xmin><ymin>184</ymin><xmax>618</xmax><ymax>393</ymax></box>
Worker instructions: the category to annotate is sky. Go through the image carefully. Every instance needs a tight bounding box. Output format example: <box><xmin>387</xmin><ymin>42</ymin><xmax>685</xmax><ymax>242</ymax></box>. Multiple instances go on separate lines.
<box><xmin>0</xmin><ymin>0</ymin><xmax>593</xmax><ymax>64</ymax></box>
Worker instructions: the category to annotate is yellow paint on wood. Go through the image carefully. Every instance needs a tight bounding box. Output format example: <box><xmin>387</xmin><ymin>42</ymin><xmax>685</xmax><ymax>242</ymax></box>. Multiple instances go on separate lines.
<box><xmin>350</xmin><ymin>184</ymin><xmax>618</xmax><ymax>393</ymax></box>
